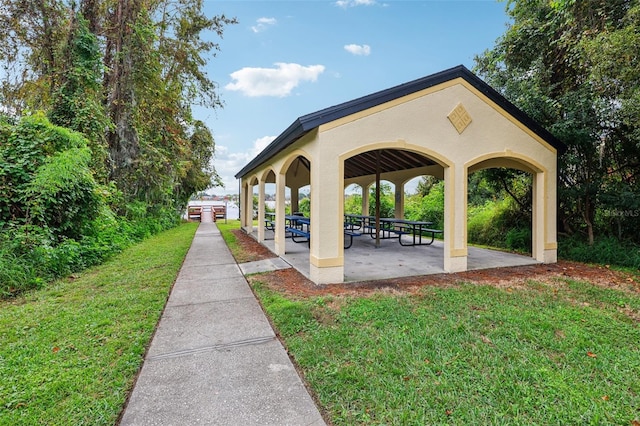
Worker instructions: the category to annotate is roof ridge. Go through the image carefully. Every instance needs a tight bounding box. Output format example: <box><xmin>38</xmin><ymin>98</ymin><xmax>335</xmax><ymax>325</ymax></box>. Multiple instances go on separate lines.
<box><xmin>235</xmin><ymin>65</ymin><xmax>565</xmax><ymax>179</ymax></box>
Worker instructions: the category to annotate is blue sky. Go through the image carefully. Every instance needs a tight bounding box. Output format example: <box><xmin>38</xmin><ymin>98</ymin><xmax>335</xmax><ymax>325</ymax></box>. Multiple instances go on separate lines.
<box><xmin>198</xmin><ymin>0</ymin><xmax>511</xmax><ymax>194</ymax></box>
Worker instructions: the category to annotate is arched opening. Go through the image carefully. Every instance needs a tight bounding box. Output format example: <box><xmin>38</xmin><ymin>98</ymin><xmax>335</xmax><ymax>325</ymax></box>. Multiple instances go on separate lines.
<box><xmin>343</xmin><ymin>147</ymin><xmax>445</xmax><ymax>218</ymax></box>
<box><xmin>466</xmin><ymin>155</ymin><xmax>546</xmax><ymax>266</ymax></box>
<box><xmin>285</xmin><ymin>155</ymin><xmax>311</xmax><ymax>215</ymax></box>
<box><xmin>338</xmin><ymin>147</ymin><xmax>448</xmax><ymax>279</ymax></box>
<box><xmin>467</xmin><ymin>168</ymin><xmax>532</xmax><ymax>252</ymax></box>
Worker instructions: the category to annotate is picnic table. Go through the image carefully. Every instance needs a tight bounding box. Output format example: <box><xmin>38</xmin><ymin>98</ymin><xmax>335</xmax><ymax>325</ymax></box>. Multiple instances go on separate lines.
<box><xmin>277</xmin><ymin>214</ymin><xmax>359</xmax><ymax>249</ymax></box>
<box><xmin>285</xmin><ymin>214</ymin><xmax>310</xmax><ymax>245</ymax></box>
<box><xmin>345</xmin><ymin>214</ymin><xmax>442</xmax><ymax>246</ymax></box>
<box><xmin>265</xmin><ymin>212</ymin><xmax>275</xmax><ymax>230</ymax></box>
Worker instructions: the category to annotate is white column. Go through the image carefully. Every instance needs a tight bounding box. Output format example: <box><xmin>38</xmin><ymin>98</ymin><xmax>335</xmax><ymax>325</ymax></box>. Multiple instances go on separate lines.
<box><xmin>443</xmin><ymin>165</ymin><xmax>467</xmax><ymax>272</ymax></box>
<box><xmin>257</xmin><ymin>180</ymin><xmax>266</xmax><ymax>242</ymax></box>
<box><xmin>394</xmin><ymin>181</ymin><xmax>405</xmax><ymax>219</ymax></box>
<box><xmin>309</xmin><ymin>152</ymin><xmax>344</xmax><ymax>284</ymax></box>
<box><xmin>239</xmin><ymin>181</ymin><xmax>248</xmax><ymax>229</ymax></box>
<box><xmin>533</xmin><ymin>170</ymin><xmax>557</xmax><ymax>263</ymax></box>
<box><xmin>274</xmin><ymin>173</ymin><xmax>287</xmax><ymax>256</ymax></box>
<box><xmin>243</xmin><ymin>182</ymin><xmax>254</xmax><ymax>234</ymax></box>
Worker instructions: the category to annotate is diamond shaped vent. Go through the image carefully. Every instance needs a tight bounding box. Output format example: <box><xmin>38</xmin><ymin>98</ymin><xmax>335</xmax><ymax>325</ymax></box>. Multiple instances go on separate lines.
<box><xmin>448</xmin><ymin>103</ymin><xmax>472</xmax><ymax>134</ymax></box>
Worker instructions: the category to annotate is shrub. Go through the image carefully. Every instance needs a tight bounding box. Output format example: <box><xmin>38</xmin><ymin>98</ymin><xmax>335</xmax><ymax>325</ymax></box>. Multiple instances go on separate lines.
<box><xmin>0</xmin><ymin>113</ymin><xmax>186</xmax><ymax>298</ymax></box>
<box><xmin>26</xmin><ymin>147</ymin><xmax>102</xmax><ymax>240</ymax></box>
<box><xmin>0</xmin><ymin>209</ymin><xmax>181</xmax><ymax>298</ymax></box>
<box><xmin>467</xmin><ymin>197</ymin><xmax>530</xmax><ymax>252</ymax></box>
<box><xmin>405</xmin><ymin>181</ymin><xmax>444</xmax><ymax>228</ymax></box>
<box><xmin>559</xmin><ymin>235</ymin><xmax>640</xmax><ymax>269</ymax></box>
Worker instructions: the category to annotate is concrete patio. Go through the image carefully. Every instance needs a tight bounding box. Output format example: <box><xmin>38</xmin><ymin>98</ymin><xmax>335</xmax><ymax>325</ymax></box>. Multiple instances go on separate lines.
<box><xmin>251</xmin><ymin>228</ymin><xmax>540</xmax><ymax>283</ymax></box>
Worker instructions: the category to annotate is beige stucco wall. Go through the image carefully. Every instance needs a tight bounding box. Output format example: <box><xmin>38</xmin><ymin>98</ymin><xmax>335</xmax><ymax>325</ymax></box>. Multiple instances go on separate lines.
<box><xmin>240</xmin><ymin>78</ymin><xmax>559</xmax><ymax>284</ymax></box>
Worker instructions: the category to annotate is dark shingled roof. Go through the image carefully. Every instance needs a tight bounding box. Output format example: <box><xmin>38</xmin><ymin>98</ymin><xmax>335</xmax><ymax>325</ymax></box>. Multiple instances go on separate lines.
<box><xmin>235</xmin><ymin>65</ymin><xmax>566</xmax><ymax>179</ymax></box>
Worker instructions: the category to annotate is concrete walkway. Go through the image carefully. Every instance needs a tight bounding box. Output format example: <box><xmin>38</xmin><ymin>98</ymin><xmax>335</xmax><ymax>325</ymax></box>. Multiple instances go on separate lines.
<box><xmin>119</xmin><ymin>222</ymin><xmax>326</xmax><ymax>426</ymax></box>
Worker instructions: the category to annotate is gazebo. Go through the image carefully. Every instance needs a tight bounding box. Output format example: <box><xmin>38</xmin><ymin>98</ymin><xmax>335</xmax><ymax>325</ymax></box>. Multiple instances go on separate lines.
<box><xmin>235</xmin><ymin>65</ymin><xmax>566</xmax><ymax>285</ymax></box>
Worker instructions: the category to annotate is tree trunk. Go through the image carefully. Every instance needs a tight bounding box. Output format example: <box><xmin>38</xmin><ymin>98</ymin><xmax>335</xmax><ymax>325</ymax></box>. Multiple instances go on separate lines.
<box><xmin>582</xmin><ymin>196</ymin><xmax>595</xmax><ymax>246</ymax></box>
<box><xmin>104</xmin><ymin>0</ymin><xmax>140</xmax><ymax>187</ymax></box>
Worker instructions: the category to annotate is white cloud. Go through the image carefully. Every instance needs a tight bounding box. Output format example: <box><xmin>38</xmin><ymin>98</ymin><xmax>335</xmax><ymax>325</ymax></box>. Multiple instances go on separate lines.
<box><xmin>225</xmin><ymin>63</ymin><xmax>325</xmax><ymax>97</ymax></box>
<box><xmin>344</xmin><ymin>44</ymin><xmax>371</xmax><ymax>56</ymax></box>
<box><xmin>212</xmin><ymin>136</ymin><xmax>277</xmax><ymax>192</ymax></box>
<box><xmin>250</xmin><ymin>136</ymin><xmax>276</xmax><ymax>157</ymax></box>
<box><xmin>251</xmin><ymin>17</ymin><xmax>277</xmax><ymax>33</ymax></box>
<box><xmin>335</xmin><ymin>0</ymin><xmax>376</xmax><ymax>8</ymax></box>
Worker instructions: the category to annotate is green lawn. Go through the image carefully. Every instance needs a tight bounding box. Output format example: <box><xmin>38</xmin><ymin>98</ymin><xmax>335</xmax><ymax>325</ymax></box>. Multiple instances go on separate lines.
<box><xmin>250</xmin><ymin>279</ymin><xmax>640</xmax><ymax>425</ymax></box>
<box><xmin>4</xmin><ymin>220</ymin><xmax>639</xmax><ymax>425</ymax></box>
<box><xmin>215</xmin><ymin>223</ymin><xmax>640</xmax><ymax>425</ymax></box>
<box><xmin>0</xmin><ymin>222</ymin><xmax>198</xmax><ymax>426</ymax></box>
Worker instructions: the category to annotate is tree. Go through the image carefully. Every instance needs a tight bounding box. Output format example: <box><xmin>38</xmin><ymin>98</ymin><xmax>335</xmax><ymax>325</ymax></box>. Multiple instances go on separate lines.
<box><xmin>101</xmin><ymin>0</ymin><xmax>236</xmax><ymax>208</ymax></box>
<box><xmin>175</xmin><ymin>120</ymin><xmax>222</xmax><ymax>208</ymax></box>
<box><xmin>49</xmin><ymin>11</ymin><xmax>110</xmax><ymax>182</ymax></box>
<box><xmin>0</xmin><ymin>0</ymin><xmax>68</xmax><ymax>112</ymax></box>
<box><xmin>475</xmin><ymin>0</ymin><xmax>640</xmax><ymax>245</ymax></box>
<box><xmin>368</xmin><ymin>183</ymin><xmax>395</xmax><ymax>218</ymax></box>
<box><xmin>0</xmin><ymin>0</ymin><xmax>236</xmax><ymax>214</ymax></box>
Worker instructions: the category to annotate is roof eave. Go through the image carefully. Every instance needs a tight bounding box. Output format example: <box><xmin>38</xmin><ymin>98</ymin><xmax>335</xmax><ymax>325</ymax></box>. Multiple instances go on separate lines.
<box><xmin>234</xmin><ymin>118</ymin><xmax>311</xmax><ymax>179</ymax></box>
<box><xmin>235</xmin><ymin>65</ymin><xmax>567</xmax><ymax>180</ymax></box>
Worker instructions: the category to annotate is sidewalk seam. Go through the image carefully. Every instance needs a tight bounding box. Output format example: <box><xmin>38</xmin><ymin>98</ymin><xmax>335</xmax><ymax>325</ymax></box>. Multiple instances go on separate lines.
<box><xmin>165</xmin><ymin>295</ymin><xmax>255</xmax><ymax>309</ymax></box>
<box><xmin>146</xmin><ymin>335</ymin><xmax>277</xmax><ymax>361</ymax></box>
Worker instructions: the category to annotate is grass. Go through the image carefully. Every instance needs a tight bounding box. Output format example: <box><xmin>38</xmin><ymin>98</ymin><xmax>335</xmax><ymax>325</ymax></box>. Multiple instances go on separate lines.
<box><xmin>214</xmin><ymin>222</ymin><xmax>640</xmax><ymax>425</ymax></box>
<box><xmin>251</xmin><ymin>280</ymin><xmax>640</xmax><ymax>425</ymax></box>
<box><xmin>0</xmin><ymin>222</ymin><xmax>198</xmax><ymax>426</ymax></box>
<box><xmin>216</xmin><ymin>220</ymin><xmax>266</xmax><ymax>263</ymax></box>
<box><xmin>216</xmin><ymin>220</ymin><xmax>246</xmax><ymax>261</ymax></box>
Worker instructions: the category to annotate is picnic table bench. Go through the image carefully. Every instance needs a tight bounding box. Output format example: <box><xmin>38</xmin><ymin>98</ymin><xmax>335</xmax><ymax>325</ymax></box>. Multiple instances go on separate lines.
<box><xmin>396</xmin><ymin>224</ymin><xmax>443</xmax><ymax>246</ymax></box>
<box><xmin>343</xmin><ymin>229</ymin><xmax>362</xmax><ymax>249</ymax></box>
<box><xmin>265</xmin><ymin>212</ymin><xmax>275</xmax><ymax>230</ymax></box>
<box><xmin>285</xmin><ymin>215</ymin><xmax>310</xmax><ymax>245</ymax></box>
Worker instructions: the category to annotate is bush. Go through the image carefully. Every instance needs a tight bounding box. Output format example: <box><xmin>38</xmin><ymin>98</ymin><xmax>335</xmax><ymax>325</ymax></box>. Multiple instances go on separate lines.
<box><xmin>467</xmin><ymin>197</ymin><xmax>530</xmax><ymax>252</ymax></box>
<box><xmin>559</xmin><ymin>235</ymin><xmax>640</xmax><ymax>269</ymax></box>
<box><xmin>405</xmin><ymin>181</ymin><xmax>444</xmax><ymax>228</ymax></box>
<box><xmin>0</xmin><ymin>113</ymin><xmax>186</xmax><ymax>298</ymax></box>
<box><xmin>0</xmin><ymin>209</ymin><xmax>181</xmax><ymax>298</ymax></box>
<box><xmin>505</xmin><ymin>227</ymin><xmax>531</xmax><ymax>252</ymax></box>
<box><xmin>26</xmin><ymin>147</ymin><xmax>102</xmax><ymax>240</ymax></box>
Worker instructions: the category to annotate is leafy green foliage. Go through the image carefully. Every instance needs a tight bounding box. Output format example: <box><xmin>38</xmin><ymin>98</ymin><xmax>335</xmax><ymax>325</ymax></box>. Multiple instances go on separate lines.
<box><xmin>49</xmin><ymin>12</ymin><xmax>110</xmax><ymax>182</ymax></box>
<box><xmin>26</xmin><ymin>147</ymin><xmax>101</xmax><ymax>239</ymax></box>
<box><xmin>368</xmin><ymin>182</ymin><xmax>394</xmax><ymax>217</ymax></box>
<box><xmin>344</xmin><ymin>192</ymin><xmax>363</xmax><ymax>215</ymax></box>
<box><xmin>0</xmin><ymin>1</ymin><xmax>237</xmax><ymax>296</ymax></box>
<box><xmin>405</xmin><ymin>180</ymin><xmax>444</xmax><ymax>229</ymax></box>
<box><xmin>559</xmin><ymin>236</ymin><xmax>640</xmax><ymax>270</ymax></box>
<box><xmin>0</xmin><ymin>113</ymin><xmax>86</xmax><ymax>226</ymax></box>
<box><xmin>0</xmin><ymin>0</ymin><xmax>236</xmax><ymax>214</ymax></box>
<box><xmin>468</xmin><ymin>197</ymin><xmax>531</xmax><ymax>252</ymax></box>
<box><xmin>102</xmin><ymin>1</ymin><xmax>236</xmax><ymax>210</ymax></box>
<box><xmin>475</xmin><ymin>0</ymin><xmax>640</xmax><ymax>245</ymax></box>
<box><xmin>0</xmin><ymin>113</ymin><xmax>184</xmax><ymax>297</ymax></box>
<box><xmin>298</xmin><ymin>197</ymin><xmax>311</xmax><ymax>216</ymax></box>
